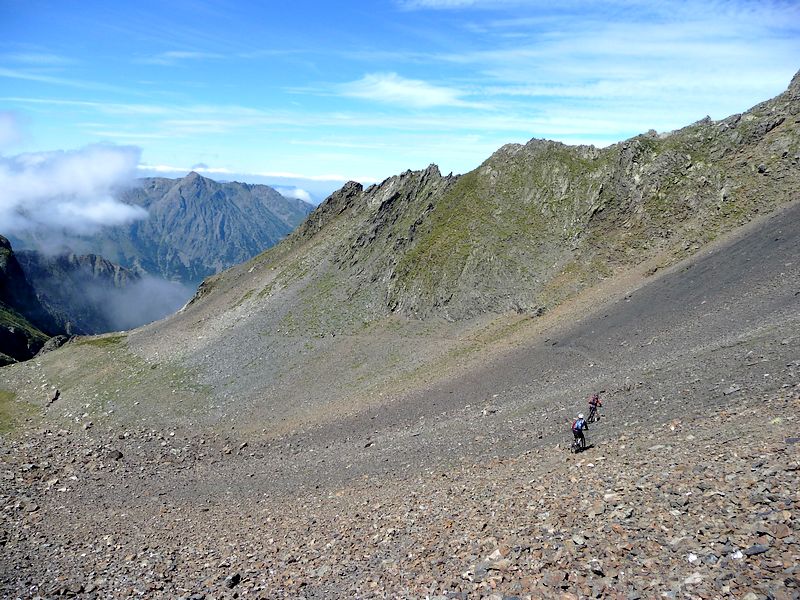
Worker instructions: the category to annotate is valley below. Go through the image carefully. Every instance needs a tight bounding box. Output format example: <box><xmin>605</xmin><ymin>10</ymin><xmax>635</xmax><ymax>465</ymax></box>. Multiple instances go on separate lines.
<box><xmin>1</xmin><ymin>199</ymin><xmax>798</xmax><ymax>598</ymax></box>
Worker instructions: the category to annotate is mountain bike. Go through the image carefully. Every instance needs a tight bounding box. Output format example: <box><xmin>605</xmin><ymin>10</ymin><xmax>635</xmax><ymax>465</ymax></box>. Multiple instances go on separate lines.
<box><xmin>570</xmin><ymin>433</ymin><xmax>588</xmax><ymax>454</ymax></box>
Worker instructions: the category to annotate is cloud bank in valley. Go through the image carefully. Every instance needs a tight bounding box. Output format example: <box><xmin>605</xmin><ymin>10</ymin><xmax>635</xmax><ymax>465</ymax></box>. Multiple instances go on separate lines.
<box><xmin>90</xmin><ymin>275</ymin><xmax>195</xmax><ymax>332</ymax></box>
<box><xmin>0</xmin><ymin>142</ymin><xmax>146</xmax><ymax>236</ymax></box>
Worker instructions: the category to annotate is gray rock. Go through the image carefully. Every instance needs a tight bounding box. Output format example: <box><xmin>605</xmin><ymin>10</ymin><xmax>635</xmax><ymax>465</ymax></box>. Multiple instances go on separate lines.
<box><xmin>743</xmin><ymin>544</ymin><xmax>769</xmax><ymax>556</ymax></box>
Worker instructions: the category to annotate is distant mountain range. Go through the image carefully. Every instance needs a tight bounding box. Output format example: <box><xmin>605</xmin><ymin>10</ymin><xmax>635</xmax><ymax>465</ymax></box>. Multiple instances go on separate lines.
<box><xmin>12</xmin><ymin>172</ymin><xmax>314</xmax><ymax>285</ymax></box>
<box><xmin>1</xmin><ymin>174</ymin><xmax>315</xmax><ymax>363</ymax></box>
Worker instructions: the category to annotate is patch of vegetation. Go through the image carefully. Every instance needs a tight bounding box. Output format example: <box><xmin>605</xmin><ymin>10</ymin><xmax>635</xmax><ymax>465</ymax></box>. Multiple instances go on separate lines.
<box><xmin>387</xmin><ymin>144</ymin><xmax>616</xmax><ymax>317</ymax></box>
<box><xmin>73</xmin><ymin>333</ymin><xmax>127</xmax><ymax>348</ymax></box>
<box><xmin>26</xmin><ymin>335</ymin><xmax>212</xmax><ymax>428</ymax></box>
<box><xmin>0</xmin><ymin>389</ymin><xmax>37</xmax><ymax>435</ymax></box>
<box><xmin>258</xmin><ymin>280</ymin><xmax>278</xmax><ymax>299</ymax></box>
<box><xmin>233</xmin><ymin>288</ymin><xmax>255</xmax><ymax>308</ymax></box>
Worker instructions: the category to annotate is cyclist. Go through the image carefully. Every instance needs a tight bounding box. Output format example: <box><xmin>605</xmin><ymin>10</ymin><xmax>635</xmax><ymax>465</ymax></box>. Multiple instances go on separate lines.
<box><xmin>572</xmin><ymin>413</ymin><xmax>588</xmax><ymax>451</ymax></box>
<box><xmin>588</xmin><ymin>393</ymin><xmax>603</xmax><ymax>422</ymax></box>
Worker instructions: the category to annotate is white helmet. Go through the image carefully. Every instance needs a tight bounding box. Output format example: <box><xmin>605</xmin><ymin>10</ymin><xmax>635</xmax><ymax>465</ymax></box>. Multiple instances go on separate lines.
<box><xmin>578</xmin><ymin>413</ymin><xmax>584</xmax><ymax>419</ymax></box>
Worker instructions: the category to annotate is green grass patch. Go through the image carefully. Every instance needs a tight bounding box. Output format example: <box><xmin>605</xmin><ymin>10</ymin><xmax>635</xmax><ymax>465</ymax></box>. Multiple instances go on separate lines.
<box><xmin>73</xmin><ymin>333</ymin><xmax>127</xmax><ymax>348</ymax></box>
<box><xmin>0</xmin><ymin>389</ymin><xmax>37</xmax><ymax>435</ymax></box>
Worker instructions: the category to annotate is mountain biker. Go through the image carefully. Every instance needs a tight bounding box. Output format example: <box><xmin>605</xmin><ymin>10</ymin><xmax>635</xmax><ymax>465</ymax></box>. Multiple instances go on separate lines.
<box><xmin>588</xmin><ymin>393</ymin><xmax>603</xmax><ymax>422</ymax></box>
<box><xmin>572</xmin><ymin>413</ymin><xmax>588</xmax><ymax>451</ymax></box>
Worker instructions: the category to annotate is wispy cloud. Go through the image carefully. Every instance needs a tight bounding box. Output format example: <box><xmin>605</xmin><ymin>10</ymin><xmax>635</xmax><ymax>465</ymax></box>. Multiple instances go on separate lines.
<box><xmin>137</xmin><ymin>164</ymin><xmax>377</xmax><ymax>184</ymax></box>
<box><xmin>138</xmin><ymin>163</ymin><xmax>236</xmax><ymax>175</ymax></box>
<box><xmin>0</xmin><ymin>96</ymin><xmax>169</xmax><ymax>115</ymax></box>
<box><xmin>0</xmin><ymin>67</ymin><xmax>133</xmax><ymax>94</ymax></box>
<box><xmin>138</xmin><ymin>50</ymin><xmax>226</xmax><ymax>66</ymax></box>
<box><xmin>339</xmin><ymin>72</ymin><xmax>486</xmax><ymax>109</ymax></box>
<box><xmin>1</xmin><ymin>52</ymin><xmax>75</xmax><ymax>66</ymax></box>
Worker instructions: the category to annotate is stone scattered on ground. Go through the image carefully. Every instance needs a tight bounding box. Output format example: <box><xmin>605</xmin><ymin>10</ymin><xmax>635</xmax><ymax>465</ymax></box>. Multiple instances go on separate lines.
<box><xmin>1</xmin><ymin>388</ymin><xmax>797</xmax><ymax>598</ymax></box>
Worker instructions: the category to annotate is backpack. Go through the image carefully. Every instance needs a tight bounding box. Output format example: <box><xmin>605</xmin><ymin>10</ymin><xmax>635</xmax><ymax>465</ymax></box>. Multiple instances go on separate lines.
<box><xmin>572</xmin><ymin>418</ymin><xmax>584</xmax><ymax>432</ymax></box>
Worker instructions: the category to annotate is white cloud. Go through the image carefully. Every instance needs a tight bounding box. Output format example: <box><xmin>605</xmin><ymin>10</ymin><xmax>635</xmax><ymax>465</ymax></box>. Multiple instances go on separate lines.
<box><xmin>140</xmin><ymin>51</ymin><xmax>225</xmax><ymax>66</ymax></box>
<box><xmin>274</xmin><ymin>186</ymin><xmax>312</xmax><ymax>203</ymax></box>
<box><xmin>0</xmin><ymin>144</ymin><xmax>146</xmax><ymax>236</ymax></box>
<box><xmin>339</xmin><ymin>72</ymin><xmax>484</xmax><ymax>109</ymax></box>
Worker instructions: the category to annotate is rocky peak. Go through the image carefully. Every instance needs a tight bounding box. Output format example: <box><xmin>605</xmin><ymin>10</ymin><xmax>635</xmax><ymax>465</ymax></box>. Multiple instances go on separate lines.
<box><xmin>179</xmin><ymin>171</ymin><xmax>212</xmax><ymax>194</ymax></box>
<box><xmin>422</xmin><ymin>163</ymin><xmax>442</xmax><ymax>179</ymax></box>
<box><xmin>787</xmin><ymin>69</ymin><xmax>800</xmax><ymax>101</ymax></box>
<box><xmin>323</xmin><ymin>181</ymin><xmax>364</xmax><ymax>212</ymax></box>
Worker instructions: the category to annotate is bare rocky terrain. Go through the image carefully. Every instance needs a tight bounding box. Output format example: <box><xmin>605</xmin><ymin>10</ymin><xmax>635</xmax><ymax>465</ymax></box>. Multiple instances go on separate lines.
<box><xmin>1</xmin><ymin>196</ymin><xmax>798</xmax><ymax>598</ymax></box>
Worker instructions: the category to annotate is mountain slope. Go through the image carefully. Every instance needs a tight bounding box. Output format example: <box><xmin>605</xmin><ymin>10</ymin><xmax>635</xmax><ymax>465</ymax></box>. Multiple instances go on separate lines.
<box><xmin>188</xmin><ymin>69</ymin><xmax>798</xmax><ymax>329</ymax></box>
<box><xmin>1</xmin><ymin>167</ymin><xmax>798</xmax><ymax>598</ymax></box>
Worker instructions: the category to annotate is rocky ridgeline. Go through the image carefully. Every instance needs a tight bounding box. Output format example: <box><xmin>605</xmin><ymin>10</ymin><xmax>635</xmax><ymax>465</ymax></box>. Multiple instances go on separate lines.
<box><xmin>1</xmin><ymin>388</ymin><xmax>797</xmax><ymax>598</ymax></box>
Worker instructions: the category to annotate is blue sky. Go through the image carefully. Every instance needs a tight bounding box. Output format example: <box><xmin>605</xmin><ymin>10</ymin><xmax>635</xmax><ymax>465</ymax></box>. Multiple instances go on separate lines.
<box><xmin>1</xmin><ymin>0</ymin><xmax>799</xmax><ymax>205</ymax></box>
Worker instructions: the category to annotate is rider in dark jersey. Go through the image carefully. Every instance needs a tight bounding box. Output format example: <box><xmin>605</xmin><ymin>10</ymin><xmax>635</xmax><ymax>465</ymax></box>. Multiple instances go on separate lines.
<box><xmin>572</xmin><ymin>413</ymin><xmax>588</xmax><ymax>450</ymax></box>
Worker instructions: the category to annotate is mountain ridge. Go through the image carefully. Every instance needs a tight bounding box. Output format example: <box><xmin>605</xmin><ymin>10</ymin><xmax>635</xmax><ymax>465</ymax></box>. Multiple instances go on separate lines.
<box><xmin>185</xmin><ymin>71</ymin><xmax>798</xmax><ymax>333</ymax></box>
